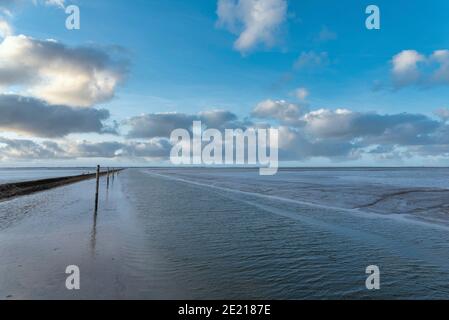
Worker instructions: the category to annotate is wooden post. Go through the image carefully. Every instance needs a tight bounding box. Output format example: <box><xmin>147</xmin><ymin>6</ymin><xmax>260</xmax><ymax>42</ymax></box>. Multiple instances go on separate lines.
<box><xmin>107</xmin><ymin>167</ymin><xmax>110</xmax><ymax>188</ymax></box>
<box><xmin>95</xmin><ymin>165</ymin><xmax>100</xmax><ymax>212</ymax></box>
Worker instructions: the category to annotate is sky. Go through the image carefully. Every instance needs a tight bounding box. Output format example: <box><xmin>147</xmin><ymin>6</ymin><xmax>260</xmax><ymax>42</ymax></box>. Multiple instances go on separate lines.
<box><xmin>1</xmin><ymin>0</ymin><xmax>449</xmax><ymax>167</ymax></box>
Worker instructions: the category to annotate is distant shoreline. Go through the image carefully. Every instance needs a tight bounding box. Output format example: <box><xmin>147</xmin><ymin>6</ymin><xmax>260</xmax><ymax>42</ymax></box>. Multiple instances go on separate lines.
<box><xmin>0</xmin><ymin>170</ymin><xmax>121</xmax><ymax>202</ymax></box>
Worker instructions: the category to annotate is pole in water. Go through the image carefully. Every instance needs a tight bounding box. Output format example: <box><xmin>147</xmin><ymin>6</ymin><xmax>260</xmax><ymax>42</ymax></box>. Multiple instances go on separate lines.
<box><xmin>95</xmin><ymin>165</ymin><xmax>100</xmax><ymax>212</ymax></box>
<box><xmin>107</xmin><ymin>167</ymin><xmax>110</xmax><ymax>188</ymax></box>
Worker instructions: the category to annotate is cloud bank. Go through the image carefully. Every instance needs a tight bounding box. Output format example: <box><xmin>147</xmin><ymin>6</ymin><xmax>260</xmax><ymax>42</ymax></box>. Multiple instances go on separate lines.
<box><xmin>252</xmin><ymin>101</ymin><xmax>449</xmax><ymax>162</ymax></box>
<box><xmin>0</xmin><ymin>94</ymin><xmax>116</xmax><ymax>137</ymax></box>
<box><xmin>0</xmin><ymin>137</ymin><xmax>172</xmax><ymax>160</ymax></box>
<box><xmin>2</xmin><ymin>101</ymin><xmax>449</xmax><ymax>164</ymax></box>
<box><xmin>125</xmin><ymin>110</ymin><xmax>243</xmax><ymax>139</ymax></box>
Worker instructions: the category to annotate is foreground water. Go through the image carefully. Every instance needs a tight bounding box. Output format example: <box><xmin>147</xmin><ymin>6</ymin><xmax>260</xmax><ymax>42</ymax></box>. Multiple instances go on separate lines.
<box><xmin>1</xmin><ymin>168</ymin><xmax>449</xmax><ymax>299</ymax></box>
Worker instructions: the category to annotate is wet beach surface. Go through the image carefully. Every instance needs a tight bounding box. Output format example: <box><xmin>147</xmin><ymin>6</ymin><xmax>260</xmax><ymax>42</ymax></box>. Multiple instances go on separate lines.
<box><xmin>1</xmin><ymin>168</ymin><xmax>449</xmax><ymax>299</ymax></box>
<box><xmin>0</xmin><ymin>168</ymin><xmax>92</xmax><ymax>185</ymax></box>
<box><xmin>0</xmin><ymin>173</ymin><xmax>133</xmax><ymax>299</ymax></box>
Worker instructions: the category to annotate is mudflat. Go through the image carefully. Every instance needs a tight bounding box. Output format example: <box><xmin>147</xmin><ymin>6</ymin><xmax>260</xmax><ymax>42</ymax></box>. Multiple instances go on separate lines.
<box><xmin>0</xmin><ymin>170</ymin><xmax>120</xmax><ymax>201</ymax></box>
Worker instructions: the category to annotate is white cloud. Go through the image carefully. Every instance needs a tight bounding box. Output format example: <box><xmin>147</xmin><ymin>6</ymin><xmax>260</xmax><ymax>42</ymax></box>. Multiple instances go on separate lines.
<box><xmin>0</xmin><ymin>18</ymin><xmax>12</xmax><ymax>38</ymax></box>
<box><xmin>216</xmin><ymin>0</ymin><xmax>287</xmax><ymax>53</ymax></box>
<box><xmin>302</xmin><ymin>108</ymin><xmax>355</xmax><ymax>138</ymax></box>
<box><xmin>0</xmin><ymin>35</ymin><xmax>128</xmax><ymax>107</ymax></box>
<box><xmin>434</xmin><ymin>107</ymin><xmax>449</xmax><ymax>122</ymax></box>
<box><xmin>294</xmin><ymin>87</ymin><xmax>308</xmax><ymax>100</ymax></box>
<box><xmin>43</xmin><ymin>0</ymin><xmax>64</xmax><ymax>8</ymax></box>
<box><xmin>251</xmin><ymin>99</ymin><xmax>304</xmax><ymax>125</ymax></box>
<box><xmin>316</xmin><ymin>26</ymin><xmax>337</xmax><ymax>42</ymax></box>
<box><xmin>392</xmin><ymin>50</ymin><xmax>424</xmax><ymax>74</ymax></box>
<box><xmin>430</xmin><ymin>50</ymin><xmax>449</xmax><ymax>84</ymax></box>
<box><xmin>391</xmin><ymin>49</ymin><xmax>449</xmax><ymax>88</ymax></box>
<box><xmin>294</xmin><ymin>51</ymin><xmax>330</xmax><ymax>71</ymax></box>
<box><xmin>392</xmin><ymin>50</ymin><xmax>425</xmax><ymax>86</ymax></box>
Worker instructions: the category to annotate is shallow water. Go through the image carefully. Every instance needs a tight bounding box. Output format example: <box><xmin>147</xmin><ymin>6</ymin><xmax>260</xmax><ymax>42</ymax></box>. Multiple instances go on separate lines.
<box><xmin>0</xmin><ymin>168</ymin><xmax>92</xmax><ymax>184</ymax></box>
<box><xmin>1</xmin><ymin>168</ymin><xmax>449</xmax><ymax>299</ymax></box>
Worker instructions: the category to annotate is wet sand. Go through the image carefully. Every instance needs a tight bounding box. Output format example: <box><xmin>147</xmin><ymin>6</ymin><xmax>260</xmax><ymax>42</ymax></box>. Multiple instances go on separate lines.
<box><xmin>0</xmin><ymin>171</ymin><xmax>133</xmax><ymax>299</ymax></box>
<box><xmin>2</xmin><ymin>168</ymin><xmax>449</xmax><ymax>299</ymax></box>
<box><xmin>0</xmin><ymin>170</ymin><xmax>122</xmax><ymax>202</ymax></box>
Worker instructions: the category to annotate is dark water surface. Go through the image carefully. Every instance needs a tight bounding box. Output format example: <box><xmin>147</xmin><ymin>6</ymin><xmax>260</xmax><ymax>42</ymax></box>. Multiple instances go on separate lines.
<box><xmin>1</xmin><ymin>168</ymin><xmax>449</xmax><ymax>299</ymax></box>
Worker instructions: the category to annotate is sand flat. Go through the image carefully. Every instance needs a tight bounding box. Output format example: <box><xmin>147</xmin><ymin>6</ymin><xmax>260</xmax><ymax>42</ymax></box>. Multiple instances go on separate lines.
<box><xmin>2</xmin><ymin>168</ymin><xmax>449</xmax><ymax>299</ymax></box>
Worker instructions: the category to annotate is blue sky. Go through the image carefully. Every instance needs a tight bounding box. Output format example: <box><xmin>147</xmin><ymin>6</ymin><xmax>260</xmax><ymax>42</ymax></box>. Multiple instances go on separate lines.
<box><xmin>1</xmin><ymin>0</ymin><xmax>449</xmax><ymax>166</ymax></box>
